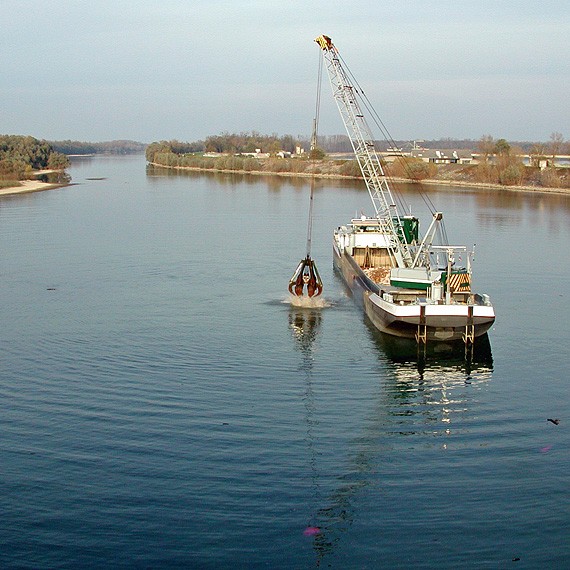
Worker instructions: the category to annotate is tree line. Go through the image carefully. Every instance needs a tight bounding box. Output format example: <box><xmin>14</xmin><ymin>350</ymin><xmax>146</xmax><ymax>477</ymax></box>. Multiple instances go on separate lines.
<box><xmin>147</xmin><ymin>131</ymin><xmax>569</xmax><ymax>189</ymax></box>
<box><xmin>50</xmin><ymin>139</ymin><xmax>146</xmax><ymax>155</ymax></box>
<box><xmin>473</xmin><ymin>134</ymin><xmax>568</xmax><ymax>187</ymax></box>
<box><xmin>0</xmin><ymin>135</ymin><xmax>70</xmax><ymax>186</ymax></box>
<box><xmin>147</xmin><ymin>131</ymin><xmax>569</xmax><ymax>158</ymax></box>
<box><xmin>146</xmin><ymin>132</ymin><xmax>305</xmax><ymax>161</ymax></box>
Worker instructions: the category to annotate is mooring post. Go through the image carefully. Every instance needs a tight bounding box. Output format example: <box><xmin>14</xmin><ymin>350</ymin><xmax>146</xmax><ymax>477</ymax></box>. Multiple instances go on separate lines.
<box><xmin>416</xmin><ymin>304</ymin><xmax>427</xmax><ymax>345</ymax></box>
<box><xmin>463</xmin><ymin>305</ymin><xmax>475</xmax><ymax>346</ymax></box>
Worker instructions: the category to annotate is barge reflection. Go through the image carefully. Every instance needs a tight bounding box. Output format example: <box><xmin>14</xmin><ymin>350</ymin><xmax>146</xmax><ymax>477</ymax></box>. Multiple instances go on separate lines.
<box><xmin>289</xmin><ymin>310</ymin><xmax>494</xmax><ymax>565</ymax></box>
<box><xmin>371</xmin><ymin>326</ymin><xmax>494</xmax><ymax>375</ymax></box>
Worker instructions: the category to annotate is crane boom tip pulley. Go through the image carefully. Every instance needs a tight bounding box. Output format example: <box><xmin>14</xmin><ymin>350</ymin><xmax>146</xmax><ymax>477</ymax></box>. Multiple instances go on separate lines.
<box><xmin>315</xmin><ymin>35</ymin><xmax>334</xmax><ymax>51</ymax></box>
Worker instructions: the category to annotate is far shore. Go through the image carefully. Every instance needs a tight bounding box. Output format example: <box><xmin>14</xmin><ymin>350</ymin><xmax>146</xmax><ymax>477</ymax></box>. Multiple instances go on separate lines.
<box><xmin>2</xmin><ymin>164</ymin><xmax>567</xmax><ymax>197</ymax></box>
<box><xmin>150</xmin><ymin>162</ymin><xmax>570</xmax><ymax>196</ymax></box>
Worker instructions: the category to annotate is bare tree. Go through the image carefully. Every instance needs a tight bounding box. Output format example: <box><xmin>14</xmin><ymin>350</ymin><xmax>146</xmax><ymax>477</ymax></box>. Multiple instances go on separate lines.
<box><xmin>549</xmin><ymin>132</ymin><xmax>564</xmax><ymax>162</ymax></box>
<box><xmin>529</xmin><ymin>143</ymin><xmax>547</xmax><ymax>168</ymax></box>
<box><xmin>477</xmin><ymin>135</ymin><xmax>495</xmax><ymax>162</ymax></box>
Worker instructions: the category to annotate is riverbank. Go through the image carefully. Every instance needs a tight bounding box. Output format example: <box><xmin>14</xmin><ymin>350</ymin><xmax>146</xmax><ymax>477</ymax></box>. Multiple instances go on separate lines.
<box><xmin>150</xmin><ymin>162</ymin><xmax>570</xmax><ymax>196</ymax></box>
<box><xmin>406</xmin><ymin>176</ymin><xmax>570</xmax><ymax>195</ymax></box>
<box><xmin>0</xmin><ymin>179</ymin><xmax>69</xmax><ymax>197</ymax></box>
<box><xmin>0</xmin><ymin>169</ymin><xmax>71</xmax><ymax>197</ymax></box>
<box><xmin>2</xmin><ymin>162</ymin><xmax>567</xmax><ymax>197</ymax></box>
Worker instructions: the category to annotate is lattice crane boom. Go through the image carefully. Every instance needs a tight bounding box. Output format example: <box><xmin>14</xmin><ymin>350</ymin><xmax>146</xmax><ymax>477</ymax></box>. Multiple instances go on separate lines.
<box><xmin>315</xmin><ymin>35</ymin><xmax>413</xmax><ymax>268</ymax></box>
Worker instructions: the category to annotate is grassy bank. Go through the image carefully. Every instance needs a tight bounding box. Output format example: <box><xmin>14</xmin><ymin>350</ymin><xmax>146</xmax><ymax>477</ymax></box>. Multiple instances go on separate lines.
<box><xmin>149</xmin><ymin>153</ymin><xmax>570</xmax><ymax>194</ymax></box>
<box><xmin>0</xmin><ymin>179</ymin><xmax>21</xmax><ymax>189</ymax></box>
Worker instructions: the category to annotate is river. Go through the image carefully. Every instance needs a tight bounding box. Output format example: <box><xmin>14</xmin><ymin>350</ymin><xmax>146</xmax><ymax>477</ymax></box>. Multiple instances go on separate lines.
<box><xmin>1</xmin><ymin>154</ymin><xmax>569</xmax><ymax>568</ymax></box>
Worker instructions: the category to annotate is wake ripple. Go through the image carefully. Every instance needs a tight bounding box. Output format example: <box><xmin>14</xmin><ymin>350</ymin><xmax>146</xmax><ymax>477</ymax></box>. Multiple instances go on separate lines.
<box><xmin>284</xmin><ymin>294</ymin><xmax>332</xmax><ymax>309</ymax></box>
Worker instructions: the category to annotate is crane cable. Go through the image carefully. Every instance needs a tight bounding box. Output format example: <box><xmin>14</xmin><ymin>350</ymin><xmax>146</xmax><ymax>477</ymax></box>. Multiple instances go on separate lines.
<box><xmin>306</xmin><ymin>50</ymin><xmax>324</xmax><ymax>257</ymax></box>
<box><xmin>336</xmin><ymin>52</ymin><xmax>450</xmax><ymax>242</ymax></box>
<box><xmin>287</xmin><ymin>50</ymin><xmax>324</xmax><ymax>298</ymax></box>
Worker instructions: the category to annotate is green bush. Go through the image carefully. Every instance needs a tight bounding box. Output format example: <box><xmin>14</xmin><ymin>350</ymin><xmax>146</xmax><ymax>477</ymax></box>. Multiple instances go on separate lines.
<box><xmin>0</xmin><ymin>179</ymin><xmax>21</xmax><ymax>188</ymax></box>
<box><xmin>338</xmin><ymin>159</ymin><xmax>362</xmax><ymax>177</ymax></box>
<box><xmin>498</xmin><ymin>164</ymin><xmax>524</xmax><ymax>186</ymax></box>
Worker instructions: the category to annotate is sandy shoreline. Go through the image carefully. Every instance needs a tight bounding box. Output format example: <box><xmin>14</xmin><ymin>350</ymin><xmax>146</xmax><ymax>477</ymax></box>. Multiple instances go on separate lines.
<box><xmin>0</xmin><ymin>179</ymin><xmax>69</xmax><ymax>197</ymax></box>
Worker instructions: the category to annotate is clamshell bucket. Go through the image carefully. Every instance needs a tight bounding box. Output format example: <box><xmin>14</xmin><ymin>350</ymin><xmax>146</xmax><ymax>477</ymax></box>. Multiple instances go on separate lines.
<box><xmin>289</xmin><ymin>256</ymin><xmax>323</xmax><ymax>297</ymax></box>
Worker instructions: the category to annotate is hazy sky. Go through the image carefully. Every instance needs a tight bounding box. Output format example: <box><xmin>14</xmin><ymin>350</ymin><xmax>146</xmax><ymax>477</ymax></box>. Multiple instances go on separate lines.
<box><xmin>2</xmin><ymin>0</ymin><xmax>568</xmax><ymax>143</ymax></box>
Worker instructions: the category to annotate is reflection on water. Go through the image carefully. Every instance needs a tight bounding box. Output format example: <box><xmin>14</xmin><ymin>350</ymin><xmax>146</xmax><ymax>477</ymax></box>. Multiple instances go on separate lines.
<box><xmin>289</xmin><ymin>307</ymin><xmax>495</xmax><ymax>565</ymax></box>
<box><xmin>145</xmin><ymin>163</ymin><xmax>365</xmax><ymax>192</ymax></box>
<box><xmin>288</xmin><ymin>303</ymin><xmax>324</xmax><ymax>558</ymax></box>
<box><xmin>372</xmin><ymin>328</ymin><xmax>494</xmax><ymax>439</ymax></box>
<box><xmin>396</xmin><ymin>180</ymin><xmax>570</xmax><ymax>215</ymax></box>
<box><xmin>372</xmin><ymin>326</ymin><xmax>494</xmax><ymax>373</ymax></box>
<box><xmin>288</xmin><ymin>303</ymin><xmax>323</xmax><ymax>368</ymax></box>
<box><xmin>2</xmin><ymin>156</ymin><xmax>567</xmax><ymax>568</ymax></box>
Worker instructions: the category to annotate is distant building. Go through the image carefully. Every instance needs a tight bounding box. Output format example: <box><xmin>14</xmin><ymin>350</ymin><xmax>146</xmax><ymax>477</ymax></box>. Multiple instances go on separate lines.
<box><xmin>239</xmin><ymin>149</ymin><xmax>270</xmax><ymax>158</ymax></box>
<box><xmin>411</xmin><ymin>149</ymin><xmax>474</xmax><ymax>165</ymax></box>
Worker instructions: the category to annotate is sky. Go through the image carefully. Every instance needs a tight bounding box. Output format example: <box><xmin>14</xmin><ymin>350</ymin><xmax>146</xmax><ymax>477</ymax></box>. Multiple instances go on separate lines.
<box><xmin>1</xmin><ymin>0</ymin><xmax>568</xmax><ymax>143</ymax></box>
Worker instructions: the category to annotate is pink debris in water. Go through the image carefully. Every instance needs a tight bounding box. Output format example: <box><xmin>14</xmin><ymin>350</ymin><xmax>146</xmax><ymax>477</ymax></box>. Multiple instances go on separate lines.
<box><xmin>540</xmin><ymin>445</ymin><xmax>552</xmax><ymax>453</ymax></box>
<box><xmin>303</xmin><ymin>526</ymin><xmax>321</xmax><ymax>537</ymax></box>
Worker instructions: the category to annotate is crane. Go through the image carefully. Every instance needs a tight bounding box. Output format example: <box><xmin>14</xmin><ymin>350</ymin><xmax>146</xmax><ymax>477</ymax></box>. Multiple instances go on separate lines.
<box><xmin>314</xmin><ymin>35</ymin><xmax>445</xmax><ymax>270</ymax></box>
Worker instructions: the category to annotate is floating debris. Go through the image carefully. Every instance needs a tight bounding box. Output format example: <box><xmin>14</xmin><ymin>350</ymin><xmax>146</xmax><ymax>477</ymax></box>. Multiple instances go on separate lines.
<box><xmin>303</xmin><ymin>526</ymin><xmax>321</xmax><ymax>537</ymax></box>
<box><xmin>547</xmin><ymin>418</ymin><xmax>560</xmax><ymax>425</ymax></box>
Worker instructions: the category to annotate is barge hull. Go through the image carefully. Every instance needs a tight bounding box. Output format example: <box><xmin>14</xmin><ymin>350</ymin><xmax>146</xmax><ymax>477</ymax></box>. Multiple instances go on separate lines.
<box><xmin>333</xmin><ymin>244</ymin><xmax>495</xmax><ymax>342</ymax></box>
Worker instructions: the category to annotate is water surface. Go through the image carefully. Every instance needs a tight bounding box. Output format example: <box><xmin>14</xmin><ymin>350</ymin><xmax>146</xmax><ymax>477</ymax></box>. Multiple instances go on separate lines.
<box><xmin>1</xmin><ymin>155</ymin><xmax>569</xmax><ymax>568</ymax></box>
